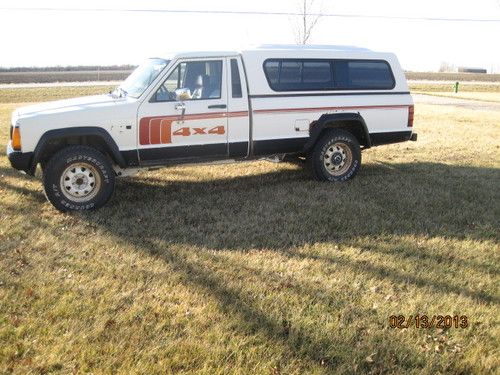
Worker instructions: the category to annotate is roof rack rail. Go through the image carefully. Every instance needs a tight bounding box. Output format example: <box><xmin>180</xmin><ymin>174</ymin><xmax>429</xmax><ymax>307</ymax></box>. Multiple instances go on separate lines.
<box><xmin>255</xmin><ymin>44</ymin><xmax>372</xmax><ymax>52</ymax></box>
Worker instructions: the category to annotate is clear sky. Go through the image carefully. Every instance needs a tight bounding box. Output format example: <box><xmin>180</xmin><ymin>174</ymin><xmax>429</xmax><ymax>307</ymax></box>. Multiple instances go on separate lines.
<box><xmin>1</xmin><ymin>0</ymin><xmax>499</xmax><ymax>72</ymax></box>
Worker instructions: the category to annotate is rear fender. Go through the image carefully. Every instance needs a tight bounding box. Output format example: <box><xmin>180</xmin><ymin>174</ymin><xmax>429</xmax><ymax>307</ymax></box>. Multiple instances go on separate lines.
<box><xmin>302</xmin><ymin>113</ymin><xmax>371</xmax><ymax>153</ymax></box>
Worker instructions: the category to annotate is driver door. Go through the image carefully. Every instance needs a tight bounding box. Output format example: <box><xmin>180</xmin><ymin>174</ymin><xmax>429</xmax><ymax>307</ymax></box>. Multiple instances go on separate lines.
<box><xmin>137</xmin><ymin>58</ymin><xmax>228</xmax><ymax>164</ymax></box>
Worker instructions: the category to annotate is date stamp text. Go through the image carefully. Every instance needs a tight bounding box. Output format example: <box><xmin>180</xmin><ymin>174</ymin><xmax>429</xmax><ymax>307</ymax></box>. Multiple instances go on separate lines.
<box><xmin>389</xmin><ymin>315</ymin><xmax>468</xmax><ymax>329</ymax></box>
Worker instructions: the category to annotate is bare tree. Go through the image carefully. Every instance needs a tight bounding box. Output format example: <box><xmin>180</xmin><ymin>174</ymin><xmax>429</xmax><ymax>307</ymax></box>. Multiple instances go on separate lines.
<box><xmin>291</xmin><ymin>0</ymin><xmax>324</xmax><ymax>45</ymax></box>
<box><xmin>438</xmin><ymin>61</ymin><xmax>456</xmax><ymax>73</ymax></box>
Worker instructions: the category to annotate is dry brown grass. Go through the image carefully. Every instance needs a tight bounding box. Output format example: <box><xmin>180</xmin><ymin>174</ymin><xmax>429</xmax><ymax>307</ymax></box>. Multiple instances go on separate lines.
<box><xmin>406</xmin><ymin>72</ymin><xmax>500</xmax><ymax>82</ymax></box>
<box><xmin>409</xmin><ymin>83</ymin><xmax>500</xmax><ymax>93</ymax></box>
<box><xmin>0</xmin><ymin>88</ymin><xmax>499</xmax><ymax>374</ymax></box>
<box><xmin>0</xmin><ymin>86</ymin><xmax>115</xmax><ymax>103</ymax></box>
<box><xmin>0</xmin><ymin>71</ymin><xmax>130</xmax><ymax>84</ymax></box>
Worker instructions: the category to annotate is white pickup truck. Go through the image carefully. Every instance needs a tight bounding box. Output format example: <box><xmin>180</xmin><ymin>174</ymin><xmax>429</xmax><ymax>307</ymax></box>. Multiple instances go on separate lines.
<box><xmin>7</xmin><ymin>45</ymin><xmax>416</xmax><ymax>211</ymax></box>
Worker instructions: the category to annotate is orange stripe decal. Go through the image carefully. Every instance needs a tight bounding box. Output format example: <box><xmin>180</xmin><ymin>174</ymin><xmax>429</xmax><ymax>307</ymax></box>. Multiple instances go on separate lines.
<box><xmin>139</xmin><ymin>118</ymin><xmax>150</xmax><ymax>145</ymax></box>
<box><xmin>150</xmin><ymin>118</ymin><xmax>162</xmax><ymax>145</ymax></box>
<box><xmin>160</xmin><ymin>119</ymin><xmax>173</xmax><ymax>144</ymax></box>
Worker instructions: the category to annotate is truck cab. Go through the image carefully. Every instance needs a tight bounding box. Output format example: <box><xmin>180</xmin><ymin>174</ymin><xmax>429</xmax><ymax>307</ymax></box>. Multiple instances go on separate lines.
<box><xmin>7</xmin><ymin>45</ymin><xmax>416</xmax><ymax>211</ymax></box>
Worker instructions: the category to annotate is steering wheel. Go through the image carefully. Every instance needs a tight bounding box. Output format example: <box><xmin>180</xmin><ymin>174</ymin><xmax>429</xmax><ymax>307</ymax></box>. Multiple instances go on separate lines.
<box><xmin>156</xmin><ymin>85</ymin><xmax>176</xmax><ymax>101</ymax></box>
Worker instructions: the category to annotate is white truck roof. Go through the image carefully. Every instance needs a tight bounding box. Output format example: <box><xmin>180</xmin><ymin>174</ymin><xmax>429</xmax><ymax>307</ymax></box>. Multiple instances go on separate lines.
<box><xmin>254</xmin><ymin>44</ymin><xmax>372</xmax><ymax>52</ymax></box>
<box><xmin>165</xmin><ymin>44</ymin><xmax>378</xmax><ymax>60</ymax></box>
<box><xmin>161</xmin><ymin>45</ymin><xmax>405</xmax><ymax>95</ymax></box>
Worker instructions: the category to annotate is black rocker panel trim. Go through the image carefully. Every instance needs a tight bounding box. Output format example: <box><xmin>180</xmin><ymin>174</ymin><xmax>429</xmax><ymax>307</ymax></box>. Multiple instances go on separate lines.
<box><xmin>253</xmin><ymin>137</ymin><xmax>309</xmax><ymax>156</ymax></box>
<box><xmin>133</xmin><ymin>131</ymin><xmax>413</xmax><ymax>167</ymax></box>
<box><xmin>138</xmin><ymin>138</ymin><xmax>308</xmax><ymax>166</ymax></box>
<box><xmin>370</xmin><ymin>131</ymin><xmax>413</xmax><ymax>146</ymax></box>
<box><xmin>121</xmin><ymin>150</ymin><xmax>140</xmax><ymax>166</ymax></box>
<box><xmin>228</xmin><ymin>141</ymin><xmax>249</xmax><ymax>157</ymax></box>
<box><xmin>139</xmin><ymin>143</ymin><xmax>228</xmax><ymax>164</ymax></box>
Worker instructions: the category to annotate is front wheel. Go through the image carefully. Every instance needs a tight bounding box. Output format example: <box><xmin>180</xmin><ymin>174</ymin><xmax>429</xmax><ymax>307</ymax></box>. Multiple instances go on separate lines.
<box><xmin>308</xmin><ymin>129</ymin><xmax>361</xmax><ymax>181</ymax></box>
<box><xmin>43</xmin><ymin>146</ymin><xmax>115</xmax><ymax>212</ymax></box>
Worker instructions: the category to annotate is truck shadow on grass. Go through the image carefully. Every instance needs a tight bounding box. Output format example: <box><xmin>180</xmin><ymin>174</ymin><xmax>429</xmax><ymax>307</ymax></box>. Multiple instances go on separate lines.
<box><xmin>96</xmin><ymin>161</ymin><xmax>499</xmax><ymax>301</ymax></box>
<box><xmin>1</xmin><ymin>161</ymin><xmax>498</xmax><ymax>372</ymax></box>
<box><xmin>89</xmin><ymin>161</ymin><xmax>498</xmax><ymax>372</ymax></box>
<box><xmin>105</xmin><ymin>161</ymin><xmax>498</xmax><ymax>246</ymax></box>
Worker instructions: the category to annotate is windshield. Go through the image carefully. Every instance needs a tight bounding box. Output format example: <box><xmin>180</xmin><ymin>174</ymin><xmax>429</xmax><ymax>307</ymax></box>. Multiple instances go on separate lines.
<box><xmin>118</xmin><ymin>58</ymin><xmax>169</xmax><ymax>98</ymax></box>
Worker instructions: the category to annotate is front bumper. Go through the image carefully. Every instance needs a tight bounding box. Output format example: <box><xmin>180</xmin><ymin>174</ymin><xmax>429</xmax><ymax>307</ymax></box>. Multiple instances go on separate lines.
<box><xmin>7</xmin><ymin>141</ymin><xmax>33</xmax><ymax>174</ymax></box>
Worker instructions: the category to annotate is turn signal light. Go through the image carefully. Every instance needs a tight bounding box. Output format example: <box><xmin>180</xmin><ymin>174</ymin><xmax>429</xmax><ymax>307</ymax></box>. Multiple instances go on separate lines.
<box><xmin>12</xmin><ymin>127</ymin><xmax>21</xmax><ymax>151</ymax></box>
<box><xmin>408</xmin><ymin>105</ymin><xmax>414</xmax><ymax>127</ymax></box>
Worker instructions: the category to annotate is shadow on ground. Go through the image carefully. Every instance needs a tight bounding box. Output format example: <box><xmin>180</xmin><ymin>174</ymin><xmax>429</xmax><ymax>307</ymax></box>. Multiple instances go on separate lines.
<box><xmin>1</xmin><ymin>161</ymin><xmax>498</xmax><ymax>372</ymax></box>
<box><xmin>86</xmin><ymin>161</ymin><xmax>499</xmax><ymax>246</ymax></box>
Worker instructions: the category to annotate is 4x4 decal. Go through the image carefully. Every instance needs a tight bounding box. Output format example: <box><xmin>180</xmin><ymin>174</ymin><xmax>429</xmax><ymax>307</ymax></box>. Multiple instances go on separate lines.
<box><xmin>139</xmin><ymin>111</ymin><xmax>248</xmax><ymax>145</ymax></box>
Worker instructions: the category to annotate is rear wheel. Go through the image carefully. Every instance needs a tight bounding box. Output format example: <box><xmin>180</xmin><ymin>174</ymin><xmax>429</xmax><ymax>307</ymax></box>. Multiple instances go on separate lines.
<box><xmin>43</xmin><ymin>146</ymin><xmax>115</xmax><ymax>212</ymax></box>
<box><xmin>308</xmin><ymin>129</ymin><xmax>361</xmax><ymax>181</ymax></box>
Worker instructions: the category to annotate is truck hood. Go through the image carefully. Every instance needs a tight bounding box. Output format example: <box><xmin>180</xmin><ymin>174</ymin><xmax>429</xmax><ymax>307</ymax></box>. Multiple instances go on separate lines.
<box><xmin>16</xmin><ymin>94</ymin><xmax>118</xmax><ymax>119</ymax></box>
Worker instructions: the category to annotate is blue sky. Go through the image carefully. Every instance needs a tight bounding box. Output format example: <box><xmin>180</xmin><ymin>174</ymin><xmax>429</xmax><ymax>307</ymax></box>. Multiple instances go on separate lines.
<box><xmin>1</xmin><ymin>0</ymin><xmax>499</xmax><ymax>71</ymax></box>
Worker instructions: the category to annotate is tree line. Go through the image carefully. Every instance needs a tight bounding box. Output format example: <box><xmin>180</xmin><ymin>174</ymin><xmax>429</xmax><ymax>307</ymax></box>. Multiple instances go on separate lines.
<box><xmin>0</xmin><ymin>65</ymin><xmax>136</xmax><ymax>72</ymax></box>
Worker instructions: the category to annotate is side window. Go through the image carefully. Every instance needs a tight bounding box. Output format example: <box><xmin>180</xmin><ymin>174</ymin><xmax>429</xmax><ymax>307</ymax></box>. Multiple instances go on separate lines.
<box><xmin>333</xmin><ymin>60</ymin><xmax>395</xmax><ymax>89</ymax></box>
<box><xmin>280</xmin><ymin>61</ymin><xmax>302</xmax><ymax>86</ymax></box>
<box><xmin>154</xmin><ymin>60</ymin><xmax>223</xmax><ymax>102</ymax></box>
<box><xmin>263</xmin><ymin>59</ymin><xmax>394</xmax><ymax>91</ymax></box>
<box><xmin>302</xmin><ymin>61</ymin><xmax>333</xmax><ymax>89</ymax></box>
<box><xmin>263</xmin><ymin>59</ymin><xmax>333</xmax><ymax>91</ymax></box>
<box><xmin>230</xmin><ymin>59</ymin><xmax>242</xmax><ymax>98</ymax></box>
<box><xmin>264</xmin><ymin>61</ymin><xmax>279</xmax><ymax>86</ymax></box>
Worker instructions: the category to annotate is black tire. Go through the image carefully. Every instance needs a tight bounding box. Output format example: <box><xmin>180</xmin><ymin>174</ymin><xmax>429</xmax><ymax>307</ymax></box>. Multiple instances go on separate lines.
<box><xmin>42</xmin><ymin>146</ymin><xmax>115</xmax><ymax>212</ymax></box>
<box><xmin>308</xmin><ymin>129</ymin><xmax>361</xmax><ymax>181</ymax></box>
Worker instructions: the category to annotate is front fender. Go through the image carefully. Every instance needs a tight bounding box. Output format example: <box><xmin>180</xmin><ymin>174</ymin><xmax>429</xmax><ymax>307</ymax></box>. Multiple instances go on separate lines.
<box><xmin>31</xmin><ymin>127</ymin><xmax>127</xmax><ymax>174</ymax></box>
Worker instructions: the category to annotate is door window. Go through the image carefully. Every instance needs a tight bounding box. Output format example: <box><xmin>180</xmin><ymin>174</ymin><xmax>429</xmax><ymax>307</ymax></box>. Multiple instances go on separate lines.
<box><xmin>230</xmin><ymin>59</ymin><xmax>242</xmax><ymax>98</ymax></box>
<box><xmin>154</xmin><ymin>60</ymin><xmax>223</xmax><ymax>102</ymax></box>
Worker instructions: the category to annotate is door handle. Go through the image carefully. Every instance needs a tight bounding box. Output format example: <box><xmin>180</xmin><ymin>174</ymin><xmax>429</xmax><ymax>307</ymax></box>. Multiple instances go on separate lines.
<box><xmin>208</xmin><ymin>104</ymin><xmax>227</xmax><ymax>109</ymax></box>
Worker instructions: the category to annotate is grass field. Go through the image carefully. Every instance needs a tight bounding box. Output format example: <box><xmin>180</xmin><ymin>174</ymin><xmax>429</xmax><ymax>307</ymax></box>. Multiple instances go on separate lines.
<box><xmin>0</xmin><ymin>71</ymin><xmax>130</xmax><ymax>84</ymax></box>
<box><xmin>0</xmin><ymin>86</ymin><xmax>115</xmax><ymax>103</ymax></box>
<box><xmin>409</xmin><ymin>83</ymin><xmax>500</xmax><ymax>93</ymax></box>
<box><xmin>0</xmin><ymin>88</ymin><xmax>499</xmax><ymax>374</ymax></box>
<box><xmin>405</xmin><ymin>72</ymin><xmax>500</xmax><ymax>82</ymax></box>
<box><xmin>409</xmin><ymin>81</ymin><xmax>500</xmax><ymax>103</ymax></box>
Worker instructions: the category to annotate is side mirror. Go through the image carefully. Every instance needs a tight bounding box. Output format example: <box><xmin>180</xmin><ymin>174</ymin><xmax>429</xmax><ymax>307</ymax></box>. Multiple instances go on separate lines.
<box><xmin>175</xmin><ymin>88</ymin><xmax>191</xmax><ymax>101</ymax></box>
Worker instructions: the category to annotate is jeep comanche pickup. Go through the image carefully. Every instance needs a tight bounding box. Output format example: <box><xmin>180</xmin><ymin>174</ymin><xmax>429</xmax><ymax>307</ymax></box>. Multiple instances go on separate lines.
<box><xmin>7</xmin><ymin>45</ymin><xmax>416</xmax><ymax>211</ymax></box>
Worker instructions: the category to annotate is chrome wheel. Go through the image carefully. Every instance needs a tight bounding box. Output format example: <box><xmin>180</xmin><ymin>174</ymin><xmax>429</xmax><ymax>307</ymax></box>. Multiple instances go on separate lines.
<box><xmin>60</xmin><ymin>162</ymin><xmax>101</xmax><ymax>202</ymax></box>
<box><xmin>323</xmin><ymin>142</ymin><xmax>353</xmax><ymax>176</ymax></box>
